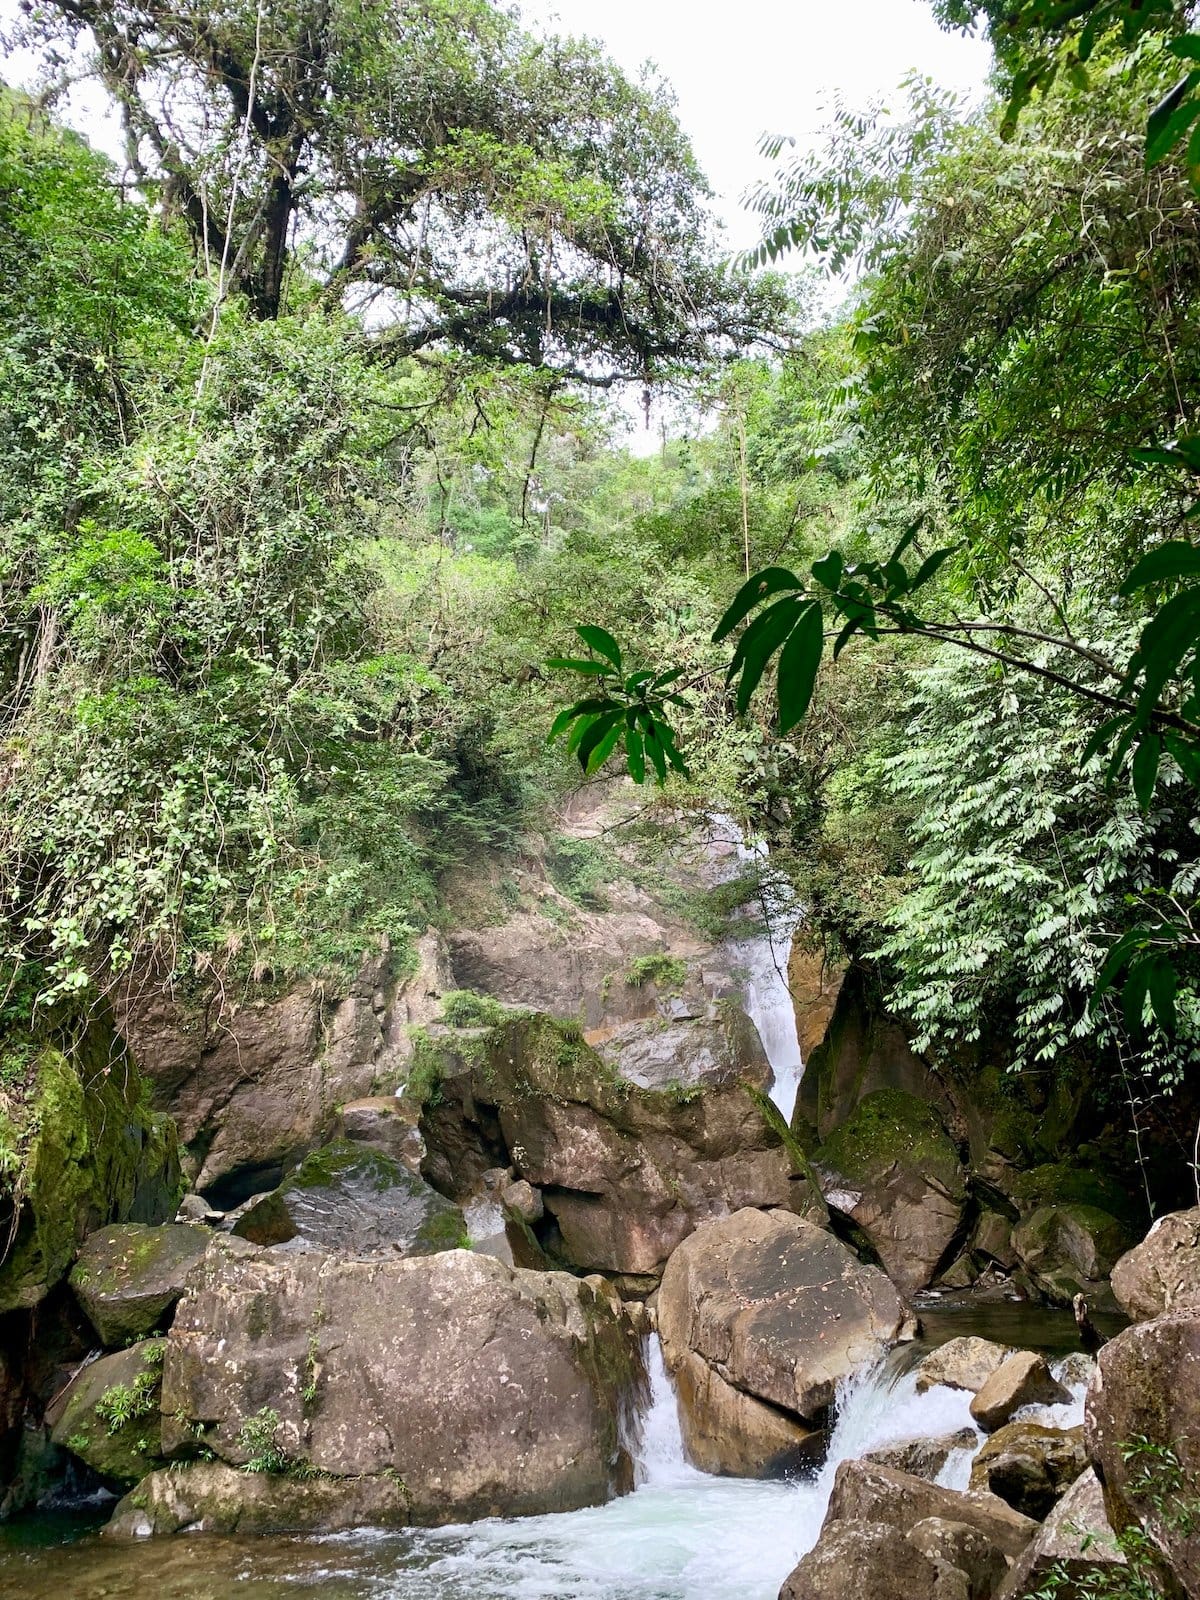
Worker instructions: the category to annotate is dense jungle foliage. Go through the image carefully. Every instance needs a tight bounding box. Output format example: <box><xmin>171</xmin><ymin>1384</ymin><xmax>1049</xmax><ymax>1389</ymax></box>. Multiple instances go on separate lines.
<box><xmin>1</xmin><ymin>0</ymin><xmax>1199</xmax><ymax>1185</ymax></box>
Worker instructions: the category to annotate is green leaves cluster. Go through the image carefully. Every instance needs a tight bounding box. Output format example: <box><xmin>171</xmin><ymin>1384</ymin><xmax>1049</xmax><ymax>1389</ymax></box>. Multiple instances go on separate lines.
<box><xmin>547</xmin><ymin>627</ymin><xmax>689</xmax><ymax>782</ymax></box>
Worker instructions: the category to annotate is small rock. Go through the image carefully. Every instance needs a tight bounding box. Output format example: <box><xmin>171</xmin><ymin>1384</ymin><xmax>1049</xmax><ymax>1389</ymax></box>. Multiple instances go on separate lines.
<box><xmin>175</xmin><ymin>1193</ymin><xmax>222</xmax><ymax>1224</ymax></box>
<box><xmin>824</xmin><ymin>1459</ymin><xmax>1039</xmax><ymax>1561</ymax></box>
<box><xmin>915</xmin><ymin>1337</ymin><xmax>1014</xmax><ymax>1394</ymax></box>
<box><xmin>499</xmin><ymin>1178</ymin><xmax>543</xmax><ymax>1223</ymax></box>
<box><xmin>969</xmin><ymin>1422</ymin><xmax>1087</xmax><ymax>1519</ymax></box>
<box><xmin>70</xmin><ymin>1223</ymin><xmax>211</xmax><ymax>1347</ymax></box>
<box><xmin>969</xmin><ymin>1352</ymin><xmax>1070</xmax><ymax>1433</ymax></box>
<box><xmin>863</xmin><ymin>1429</ymin><xmax>978</xmax><ymax>1482</ymax></box>
<box><xmin>337</xmin><ymin>1097</ymin><xmax>424</xmax><ymax>1173</ymax></box>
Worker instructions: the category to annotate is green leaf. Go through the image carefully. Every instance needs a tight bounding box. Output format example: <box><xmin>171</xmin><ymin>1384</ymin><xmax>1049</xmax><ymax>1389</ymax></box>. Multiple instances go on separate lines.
<box><xmin>547</xmin><ymin>697</ymin><xmax>611</xmax><ymax>743</ymax></box>
<box><xmin>1119</xmin><ymin>540</ymin><xmax>1200</xmax><ymax>593</ymax></box>
<box><xmin>712</xmin><ymin>566</ymin><xmax>801</xmax><ymax>643</ymax></box>
<box><xmin>1164</xmin><ymin>730</ymin><xmax>1200</xmax><ymax>785</ymax></box>
<box><xmin>643</xmin><ymin>724</ymin><xmax>668</xmax><ymax>783</ymax></box>
<box><xmin>1146</xmin><ymin>77</ymin><xmax>1200</xmax><ymax>168</ymax></box>
<box><xmin>810</xmin><ymin>551</ymin><xmax>844</xmax><ymax>590</ymax></box>
<box><xmin>909</xmin><ymin>547</ymin><xmax>957</xmax><ymax>591</ymax></box>
<box><xmin>1147</xmin><ymin>955</ymin><xmax>1179</xmax><ymax>1032</ymax></box>
<box><xmin>1169</xmin><ymin>34</ymin><xmax>1200</xmax><ymax>61</ymax></box>
<box><xmin>584</xmin><ymin>721</ymin><xmax>625</xmax><ymax>774</ymax></box>
<box><xmin>776</xmin><ymin>601</ymin><xmax>824</xmax><ymax>733</ymax></box>
<box><xmin>576</xmin><ymin>709</ymin><xmax>624</xmax><ymax>771</ymax></box>
<box><xmin>731</xmin><ymin>598</ymin><xmax>804</xmax><ymax>714</ymax></box>
<box><xmin>567</xmin><ymin>712</ymin><xmax>602</xmax><ymax>756</ymax></box>
<box><xmin>654</xmin><ymin>719</ymin><xmax>689</xmax><ymax>776</ymax></box>
<box><xmin>1131</xmin><ymin>732</ymin><xmax>1161</xmax><ymax>809</ymax></box>
<box><xmin>626</xmin><ymin>728</ymin><xmax>646</xmax><ymax>784</ymax></box>
<box><xmin>575</xmin><ymin>625</ymin><xmax>623</xmax><ymax>671</ymax></box>
<box><xmin>546</xmin><ymin>658</ymin><xmax>615</xmax><ymax>677</ymax></box>
<box><xmin>1080</xmin><ymin>713</ymin><xmax>1129</xmax><ymax>767</ymax></box>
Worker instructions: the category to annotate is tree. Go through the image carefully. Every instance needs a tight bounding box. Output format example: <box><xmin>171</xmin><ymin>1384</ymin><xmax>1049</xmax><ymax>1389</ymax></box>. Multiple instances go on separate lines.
<box><xmin>14</xmin><ymin>0</ymin><xmax>786</xmax><ymax>382</ymax></box>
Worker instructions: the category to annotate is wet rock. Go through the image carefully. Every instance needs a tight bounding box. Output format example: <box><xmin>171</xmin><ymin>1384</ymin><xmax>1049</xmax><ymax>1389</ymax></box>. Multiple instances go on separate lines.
<box><xmin>1085</xmin><ymin>1309</ymin><xmax>1200</xmax><ymax>1596</ymax></box>
<box><xmin>105</xmin><ymin>1459</ymin><xmax>412</xmax><ymax>1537</ymax></box>
<box><xmin>1111</xmin><ymin>1208</ymin><xmax>1200</xmax><ymax>1322</ymax></box>
<box><xmin>778</xmin><ymin>1520</ymin><xmax>966</xmax><ymax>1600</ymax></box>
<box><xmin>909</xmin><ymin>1518</ymin><xmax>1010</xmax><ymax>1599</ymax></box>
<box><xmin>230</xmin><ymin>1141</ymin><xmax>465</xmax><ymax>1257</ymax></box>
<box><xmin>969</xmin><ymin>1422</ymin><xmax>1087</xmax><ymax>1519</ymax></box>
<box><xmin>159</xmin><ymin>1238</ymin><xmax>643</xmax><ymax>1525</ymax></box>
<box><xmin>658</xmin><ymin>1208</ymin><xmax>914</xmax><ymax>1476</ymax></box>
<box><xmin>48</xmin><ymin>1340</ymin><xmax>166</xmax><ymax>1485</ymax></box>
<box><xmin>0</xmin><ymin>1023</ymin><xmax>180</xmax><ymax>1314</ymax></box>
<box><xmin>418</xmin><ymin>1012</ymin><xmax>806</xmax><ymax>1279</ymax></box>
<box><xmin>336</xmin><ymin>1096</ymin><xmax>424</xmax><ymax>1173</ymax></box>
<box><xmin>823</xmin><ymin>1458</ymin><xmax>1039</xmax><ymax>1561</ymax></box>
<box><xmin>668</xmin><ymin>1346</ymin><xmax>819</xmax><ymax>1477</ymax></box>
<box><xmin>863</xmin><ymin>1429</ymin><xmax>978</xmax><ymax>1482</ymax></box>
<box><xmin>996</xmin><ymin>1469</ymin><xmax>1125</xmax><ymax>1598</ymax></box>
<box><xmin>1011</xmin><ymin>1203</ymin><xmax>1131</xmax><ymax>1306</ymax></box>
<box><xmin>916</xmin><ymin>1337</ymin><xmax>1015</xmax><ymax>1395</ymax></box>
<box><xmin>969</xmin><ymin>1352</ymin><xmax>1070</xmax><ymax>1432</ymax></box>
<box><xmin>69</xmin><ymin>1223</ymin><xmax>210</xmax><ymax>1346</ymax></box>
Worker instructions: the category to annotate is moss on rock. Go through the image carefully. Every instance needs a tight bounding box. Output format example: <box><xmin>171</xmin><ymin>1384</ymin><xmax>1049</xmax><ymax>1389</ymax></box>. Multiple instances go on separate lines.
<box><xmin>819</xmin><ymin>1088</ymin><xmax>965</xmax><ymax>1197</ymax></box>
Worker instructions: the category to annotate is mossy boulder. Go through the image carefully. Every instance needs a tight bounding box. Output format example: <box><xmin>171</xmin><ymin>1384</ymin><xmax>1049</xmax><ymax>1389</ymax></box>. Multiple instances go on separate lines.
<box><xmin>1012</xmin><ymin>1202</ymin><xmax>1133</xmax><ymax>1305</ymax></box>
<box><xmin>0</xmin><ymin>1023</ymin><xmax>182</xmax><ymax>1314</ymax></box>
<box><xmin>231</xmin><ymin>1141</ymin><xmax>466</xmax><ymax>1257</ymax></box>
<box><xmin>70</xmin><ymin>1223</ymin><xmax>211</xmax><ymax>1346</ymax></box>
<box><xmin>48</xmin><ymin>1339</ymin><xmax>167</xmax><ymax>1485</ymax></box>
<box><xmin>815</xmin><ymin>1088</ymin><xmax>968</xmax><ymax>1296</ymax></box>
<box><xmin>1007</xmin><ymin>1163</ymin><xmax>1142</xmax><ymax>1227</ymax></box>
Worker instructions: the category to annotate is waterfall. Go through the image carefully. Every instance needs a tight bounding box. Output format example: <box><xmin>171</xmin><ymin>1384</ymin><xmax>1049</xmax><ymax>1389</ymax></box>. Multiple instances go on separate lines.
<box><xmin>630</xmin><ymin>1336</ymin><xmax>697</xmax><ymax>1487</ymax></box>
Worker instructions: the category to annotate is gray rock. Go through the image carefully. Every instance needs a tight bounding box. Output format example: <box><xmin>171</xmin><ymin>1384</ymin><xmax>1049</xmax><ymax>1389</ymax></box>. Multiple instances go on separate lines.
<box><xmin>778</xmin><ymin>1520</ymin><xmax>967</xmax><ymax>1600</ymax></box>
<box><xmin>658</xmin><ymin>1208</ymin><xmax>915</xmax><ymax>1476</ymax></box>
<box><xmin>916</xmin><ymin>1337</ymin><xmax>1015</xmax><ymax>1395</ymax></box>
<box><xmin>336</xmin><ymin>1096</ymin><xmax>424</xmax><ymax>1173</ymax></box>
<box><xmin>1111</xmin><ymin>1208</ymin><xmax>1200</xmax><ymax>1323</ymax></box>
<box><xmin>231</xmin><ymin>1141</ymin><xmax>466</xmax><ymax>1257</ymax></box>
<box><xmin>863</xmin><ymin>1429</ymin><xmax>978</xmax><ymax>1482</ymax></box>
<box><xmin>70</xmin><ymin>1223</ymin><xmax>211</xmax><ymax>1346</ymax></box>
<box><xmin>159</xmin><ymin>1238</ymin><xmax>643</xmax><ymax>1525</ymax></box>
<box><xmin>1012</xmin><ymin>1204</ymin><xmax>1132</xmax><ymax>1305</ymax></box>
<box><xmin>48</xmin><ymin>1341</ymin><xmax>166</xmax><ymax>1485</ymax></box>
<box><xmin>908</xmin><ymin>1518</ymin><xmax>1009</xmax><ymax>1600</ymax></box>
<box><xmin>996</xmin><ymin>1469</ymin><xmax>1124</xmax><ymax>1598</ymax></box>
<box><xmin>969</xmin><ymin>1352</ymin><xmax>1070</xmax><ymax>1432</ymax></box>
<box><xmin>823</xmin><ymin>1459</ymin><xmax>1040</xmax><ymax>1562</ymax></box>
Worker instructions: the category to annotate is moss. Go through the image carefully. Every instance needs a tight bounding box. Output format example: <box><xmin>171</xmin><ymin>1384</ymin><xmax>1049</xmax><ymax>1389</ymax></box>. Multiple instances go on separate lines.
<box><xmin>1008</xmin><ymin>1162</ymin><xmax>1142</xmax><ymax>1225</ymax></box>
<box><xmin>439</xmin><ymin>991</ymin><xmax>510</xmax><ymax>1028</ymax></box>
<box><xmin>819</xmin><ymin>1087</ymin><xmax>965</xmax><ymax>1196</ymax></box>
<box><xmin>623</xmin><ymin>954</ymin><xmax>688</xmax><ymax>993</ymax></box>
<box><xmin>416</xmin><ymin>1206</ymin><xmax>470</xmax><ymax>1251</ymax></box>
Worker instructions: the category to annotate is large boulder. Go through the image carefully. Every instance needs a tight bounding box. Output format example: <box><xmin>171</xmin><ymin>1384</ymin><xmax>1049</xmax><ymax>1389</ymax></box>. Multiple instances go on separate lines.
<box><xmin>1011</xmin><ymin>1203</ymin><xmax>1132</xmax><ymax>1306</ymax></box>
<box><xmin>1086</xmin><ymin>1309</ymin><xmax>1200</xmax><ymax>1597</ymax></box>
<box><xmin>657</xmin><ymin>1208</ymin><xmax>915</xmax><ymax>1476</ymax></box>
<box><xmin>0</xmin><ymin>1022</ymin><xmax>180</xmax><ymax>1314</ymax></box>
<box><xmin>969</xmin><ymin>1422</ymin><xmax>1087</xmax><ymax>1520</ymax></box>
<box><xmin>916</xmin><ymin>1337</ymin><xmax>1015</xmax><ymax>1395</ymax></box>
<box><xmin>1111</xmin><ymin>1208</ymin><xmax>1200</xmax><ymax>1322</ymax></box>
<box><xmin>778</xmin><ymin>1520</ymin><xmax>970</xmax><ymax>1600</ymax></box>
<box><xmin>823</xmin><ymin>1459</ymin><xmax>1040</xmax><ymax>1561</ymax></box>
<box><xmin>230</xmin><ymin>1142</ymin><xmax>465</xmax><ymax>1257</ymax></box>
<box><xmin>814</xmin><ymin>1089</ymin><xmax>969</xmax><ymax>1297</ymax></box>
<box><xmin>970</xmin><ymin>1352</ymin><xmax>1070</xmax><ymax>1432</ymax></box>
<box><xmin>48</xmin><ymin>1340</ymin><xmax>166</xmax><ymax>1485</ymax></box>
<box><xmin>69</xmin><ymin>1223</ymin><xmax>210</xmax><ymax>1346</ymax></box>
<box><xmin>336</xmin><ymin>1095</ymin><xmax>424</xmax><ymax>1172</ymax></box>
<box><xmin>996</xmin><ymin>1469</ymin><xmax>1125</xmax><ymax>1598</ymax></box>
<box><xmin>115</xmin><ymin>936</ymin><xmax>450</xmax><ymax>1206</ymax></box>
<box><xmin>417</xmin><ymin>1011</ymin><xmax>807</xmax><ymax>1282</ymax></box>
<box><xmin>158</xmin><ymin>1237</ymin><xmax>643</xmax><ymax>1526</ymax></box>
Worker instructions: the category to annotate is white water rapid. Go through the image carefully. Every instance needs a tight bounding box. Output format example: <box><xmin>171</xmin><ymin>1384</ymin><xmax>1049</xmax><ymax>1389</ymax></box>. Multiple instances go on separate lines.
<box><xmin>316</xmin><ymin>1341</ymin><xmax>1090</xmax><ymax>1600</ymax></box>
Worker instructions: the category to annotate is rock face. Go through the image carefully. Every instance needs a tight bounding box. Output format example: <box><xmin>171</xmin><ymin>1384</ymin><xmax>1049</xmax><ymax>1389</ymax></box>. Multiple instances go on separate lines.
<box><xmin>1011</xmin><ymin>1203</ymin><xmax>1132</xmax><ymax>1306</ymax></box>
<box><xmin>657</xmin><ymin>1209</ymin><xmax>914</xmax><ymax>1476</ymax></box>
<box><xmin>69</xmin><ymin>1223</ymin><xmax>210</xmax><ymax>1346</ymax></box>
<box><xmin>1111</xmin><ymin>1208</ymin><xmax>1200</xmax><ymax>1322</ymax></box>
<box><xmin>916</xmin><ymin>1338</ymin><xmax>1015</xmax><ymax>1395</ymax></box>
<box><xmin>814</xmin><ymin>1089</ymin><xmax>969</xmax><ymax>1297</ymax></box>
<box><xmin>996</xmin><ymin>1469</ymin><xmax>1125</xmax><ymax>1599</ymax></box>
<box><xmin>823</xmin><ymin>1459</ymin><xmax>1040</xmax><ymax>1561</ymax></box>
<box><xmin>336</xmin><ymin>1096</ymin><xmax>424</xmax><ymax>1172</ymax></box>
<box><xmin>116</xmin><ymin>936</ymin><xmax>451</xmax><ymax>1206</ymax></box>
<box><xmin>778</xmin><ymin>1520</ymin><xmax>968</xmax><ymax>1600</ymax></box>
<box><xmin>969</xmin><ymin>1352</ymin><xmax>1070</xmax><ymax>1432</ymax></box>
<box><xmin>1086</xmin><ymin>1309</ymin><xmax>1200</xmax><ymax>1596</ymax></box>
<box><xmin>0</xmin><ymin>1024</ymin><xmax>180</xmax><ymax>1315</ymax></box>
<box><xmin>418</xmin><ymin>1012</ymin><xmax>806</xmax><ymax>1281</ymax></box>
<box><xmin>48</xmin><ymin>1340</ymin><xmax>166</xmax><ymax>1485</ymax></box>
<box><xmin>230</xmin><ymin>1142</ymin><xmax>465</xmax><ymax>1257</ymax></box>
<box><xmin>158</xmin><ymin>1238</ymin><xmax>642</xmax><ymax>1526</ymax></box>
<box><xmin>969</xmin><ymin>1422</ymin><xmax>1087</xmax><ymax>1520</ymax></box>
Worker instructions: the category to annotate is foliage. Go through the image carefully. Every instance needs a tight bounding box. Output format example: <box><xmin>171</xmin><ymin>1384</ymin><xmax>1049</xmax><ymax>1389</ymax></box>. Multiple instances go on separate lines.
<box><xmin>623</xmin><ymin>953</ymin><xmax>688</xmax><ymax>991</ymax></box>
<box><xmin>95</xmin><ymin>1368</ymin><xmax>159</xmax><ymax>1435</ymax></box>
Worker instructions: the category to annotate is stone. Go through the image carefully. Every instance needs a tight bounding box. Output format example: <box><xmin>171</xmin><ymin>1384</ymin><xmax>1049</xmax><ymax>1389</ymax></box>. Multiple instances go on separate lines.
<box><xmin>115</xmin><ymin>937</ymin><xmax>451</xmax><ymax>1205</ymax></box>
<box><xmin>814</xmin><ymin>1088</ymin><xmax>969</xmax><ymax>1297</ymax></box>
<box><xmin>970</xmin><ymin>1352</ymin><xmax>1070</xmax><ymax>1432</ymax></box>
<box><xmin>0</xmin><ymin>1025</ymin><xmax>180</xmax><ymax>1314</ymax></box>
<box><xmin>996</xmin><ymin>1470</ymin><xmax>1125</xmax><ymax>1598</ymax></box>
<box><xmin>230</xmin><ymin>1141</ymin><xmax>466</xmax><ymax>1257</ymax></box>
<box><xmin>916</xmin><ymin>1337</ymin><xmax>1015</xmax><ymax>1394</ymax></box>
<box><xmin>336</xmin><ymin>1096</ymin><xmax>424</xmax><ymax>1173</ymax></box>
<box><xmin>159</xmin><ymin>1238</ymin><xmax>643</xmax><ymax>1525</ymax></box>
<box><xmin>657</xmin><ymin>1208</ymin><xmax>914</xmax><ymax>1476</ymax></box>
<box><xmin>104</xmin><ymin>1460</ymin><xmax>412</xmax><ymax>1538</ymax></box>
<box><xmin>823</xmin><ymin>1459</ymin><xmax>1039</xmax><ymax>1562</ymax></box>
<box><xmin>69</xmin><ymin>1223</ymin><xmax>210</xmax><ymax>1346</ymax></box>
<box><xmin>593</xmin><ymin>1010</ymin><xmax>771</xmax><ymax>1093</ymax></box>
<box><xmin>778</xmin><ymin>1520</ymin><xmax>966</xmax><ymax>1600</ymax></box>
<box><xmin>908</xmin><ymin>1518</ymin><xmax>1010</xmax><ymax>1599</ymax></box>
<box><xmin>669</xmin><ymin>1346</ymin><xmax>818</xmax><ymax>1477</ymax></box>
<box><xmin>1111</xmin><ymin>1208</ymin><xmax>1200</xmax><ymax>1322</ymax></box>
<box><xmin>1085</xmin><ymin>1309</ymin><xmax>1200</xmax><ymax>1597</ymax></box>
<box><xmin>48</xmin><ymin>1340</ymin><xmax>167</xmax><ymax>1485</ymax></box>
<box><xmin>418</xmin><ymin>1012</ymin><xmax>808</xmax><ymax>1279</ymax></box>
<box><xmin>969</xmin><ymin>1422</ymin><xmax>1087</xmax><ymax>1520</ymax></box>
<box><xmin>499</xmin><ymin>1178</ymin><xmax>543</xmax><ymax>1223</ymax></box>
<box><xmin>973</xmin><ymin>1212</ymin><xmax>1020</xmax><ymax>1270</ymax></box>
<box><xmin>175</xmin><ymin>1193</ymin><xmax>222</xmax><ymax>1223</ymax></box>
<box><xmin>863</xmin><ymin>1429</ymin><xmax>978</xmax><ymax>1482</ymax></box>
<box><xmin>1012</xmin><ymin>1203</ymin><xmax>1132</xmax><ymax>1305</ymax></box>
